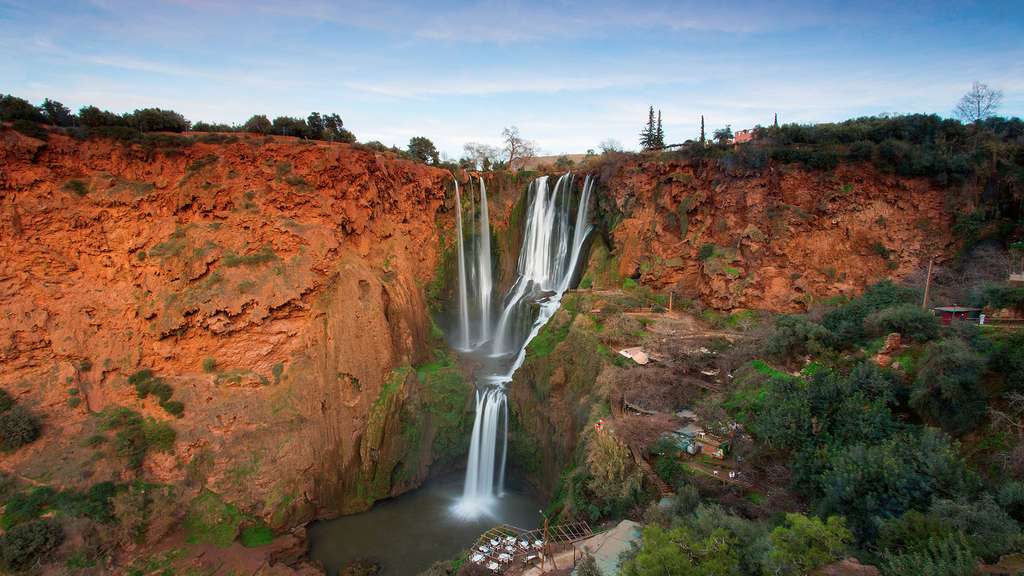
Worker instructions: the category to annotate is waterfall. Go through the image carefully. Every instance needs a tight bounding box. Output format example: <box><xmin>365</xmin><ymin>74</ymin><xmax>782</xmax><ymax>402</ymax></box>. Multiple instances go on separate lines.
<box><xmin>453</xmin><ymin>173</ymin><xmax>594</xmax><ymax>519</ymax></box>
<box><xmin>453</xmin><ymin>181</ymin><xmax>471</xmax><ymax>350</ymax></box>
<box><xmin>476</xmin><ymin>177</ymin><xmax>493</xmax><ymax>345</ymax></box>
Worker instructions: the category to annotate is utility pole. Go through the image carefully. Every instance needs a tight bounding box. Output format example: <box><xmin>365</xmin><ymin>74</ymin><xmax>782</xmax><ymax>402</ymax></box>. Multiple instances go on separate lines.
<box><xmin>922</xmin><ymin>256</ymin><xmax>934</xmax><ymax>310</ymax></box>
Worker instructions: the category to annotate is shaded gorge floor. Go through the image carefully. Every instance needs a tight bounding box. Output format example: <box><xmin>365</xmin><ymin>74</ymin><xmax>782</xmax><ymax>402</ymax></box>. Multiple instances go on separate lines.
<box><xmin>308</xmin><ymin>471</ymin><xmax>541</xmax><ymax>575</ymax></box>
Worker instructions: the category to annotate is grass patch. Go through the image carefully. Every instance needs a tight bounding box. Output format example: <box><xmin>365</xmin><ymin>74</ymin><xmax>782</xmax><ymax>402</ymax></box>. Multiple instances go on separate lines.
<box><xmin>240</xmin><ymin>524</ymin><xmax>274</xmax><ymax>547</ymax></box>
<box><xmin>64</xmin><ymin>178</ymin><xmax>89</xmax><ymax>197</ymax></box>
<box><xmin>185</xmin><ymin>491</ymin><xmax>242</xmax><ymax>547</ymax></box>
<box><xmin>222</xmin><ymin>245</ymin><xmax>277</xmax><ymax>267</ymax></box>
<box><xmin>98</xmin><ymin>407</ymin><xmax>176</xmax><ymax>469</ymax></box>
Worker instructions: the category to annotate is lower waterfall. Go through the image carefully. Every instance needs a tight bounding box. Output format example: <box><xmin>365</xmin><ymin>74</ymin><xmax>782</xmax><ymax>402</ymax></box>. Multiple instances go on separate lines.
<box><xmin>453</xmin><ymin>173</ymin><xmax>594</xmax><ymax>518</ymax></box>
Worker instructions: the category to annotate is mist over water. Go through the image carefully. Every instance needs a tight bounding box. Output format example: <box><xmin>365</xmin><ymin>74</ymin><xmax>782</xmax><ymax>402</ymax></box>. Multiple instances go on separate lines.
<box><xmin>452</xmin><ymin>173</ymin><xmax>595</xmax><ymax>519</ymax></box>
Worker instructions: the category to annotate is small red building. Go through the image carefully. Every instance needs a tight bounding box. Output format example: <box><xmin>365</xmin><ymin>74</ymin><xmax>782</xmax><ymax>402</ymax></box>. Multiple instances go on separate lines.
<box><xmin>933</xmin><ymin>306</ymin><xmax>981</xmax><ymax>325</ymax></box>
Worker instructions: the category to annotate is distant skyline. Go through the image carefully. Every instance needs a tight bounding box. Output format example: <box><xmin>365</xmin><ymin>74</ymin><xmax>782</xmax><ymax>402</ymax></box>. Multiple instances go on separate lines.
<box><xmin>2</xmin><ymin>0</ymin><xmax>1022</xmax><ymax>157</ymax></box>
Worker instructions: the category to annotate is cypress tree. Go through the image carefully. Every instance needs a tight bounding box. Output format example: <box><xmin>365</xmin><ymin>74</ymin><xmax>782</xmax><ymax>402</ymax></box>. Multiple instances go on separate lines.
<box><xmin>700</xmin><ymin>115</ymin><xmax>706</xmax><ymax>144</ymax></box>
<box><xmin>773</xmin><ymin>112</ymin><xmax>779</xmax><ymax>129</ymax></box>
<box><xmin>655</xmin><ymin>110</ymin><xmax>664</xmax><ymax>148</ymax></box>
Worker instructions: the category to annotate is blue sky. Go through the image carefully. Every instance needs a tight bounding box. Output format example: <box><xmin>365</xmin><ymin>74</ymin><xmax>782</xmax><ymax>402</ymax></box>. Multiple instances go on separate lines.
<box><xmin>2</xmin><ymin>1</ymin><xmax>1022</xmax><ymax>157</ymax></box>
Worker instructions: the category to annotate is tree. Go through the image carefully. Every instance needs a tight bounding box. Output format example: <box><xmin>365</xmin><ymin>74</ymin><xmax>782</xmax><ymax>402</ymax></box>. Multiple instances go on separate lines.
<box><xmin>407</xmin><ymin>136</ymin><xmax>439</xmax><ymax>164</ymax></box>
<box><xmin>0</xmin><ymin>518</ymin><xmax>63</xmax><ymax>572</ymax></box>
<box><xmin>40</xmin><ymin>99</ymin><xmax>74</xmax><ymax>126</ymax></box>
<box><xmin>0</xmin><ymin>94</ymin><xmax>45</xmax><ymax>122</ymax></box>
<box><xmin>620</xmin><ymin>525</ymin><xmax>739</xmax><ymax>576</ymax></box>
<box><xmin>0</xmin><ymin>405</ymin><xmax>41</xmax><ymax>451</ymax></box>
<box><xmin>713</xmin><ymin>125</ymin><xmax>733</xmax><ymax>146</ymax></box>
<box><xmin>640</xmin><ymin>106</ymin><xmax>657</xmax><ymax>150</ymax></box>
<box><xmin>700</xmin><ymin>115</ymin><xmax>706</xmax><ymax>144</ymax></box>
<box><xmin>774</xmin><ymin>112</ymin><xmax>779</xmax><ymax>129</ymax></box>
<box><xmin>816</xmin><ymin>428</ymin><xmax>969</xmax><ymax>542</ymax></box>
<box><xmin>271</xmin><ymin>116</ymin><xmax>310</xmax><ymax>138</ymax></box>
<box><xmin>502</xmin><ymin>126</ymin><xmax>535</xmax><ymax>170</ymax></box>
<box><xmin>78</xmin><ymin>105</ymin><xmax>127</xmax><ymax>127</ymax></box>
<box><xmin>462</xmin><ymin>142</ymin><xmax>502</xmax><ymax>170</ymax></box>
<box><xmin>955</xmin><ymin>81</ymin><xmax>1002</xmax><ymax>123</ymax></box>
<box><xmin>910</xmin><ymin>338</ymin><xmax>986</xmax><ymax>435</ymax></box>
<box><xmin>321</xmin><ymin>113</ymin><xmax>354</xmax><ymax>142</ymax></box>
<box><xmin>930</xmin><ymin>496</ymin><xmax>1024</xmax><ymax>562</ymax></box>
<box><xmin>130</xmin><ymin>108</ymin><xmax>189</xmax><ymax>132</ymax></box>
<box><xmin>765</xmin><ymin>514</ymin><xmax>852</xmax><ymax>576</ymax></box>
<box><xmin>599</xmin><ymin>139</ymin><xmax>622</xmax><ymax>153</ymax></box>
<box><xmin>655</xmin><ymin>110</ymin><xmax>665</xmax><ymax>148</ymax></box>
<box><xmin>243</xmin><ymin>114</ymin><xmax>272</xmax><ymax>134</ymax></box>
<box><xmin>307</xmin><ymin>112</ymin><xmax>324</xmax><ymax>137</ymax></box>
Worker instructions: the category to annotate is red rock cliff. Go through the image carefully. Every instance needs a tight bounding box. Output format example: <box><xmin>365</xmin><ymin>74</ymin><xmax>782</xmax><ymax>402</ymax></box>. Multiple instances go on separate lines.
<box><xmin>595</xmin><ymin>157</ymin><xmax>955</xmax><ymax>311</ymax></box>
<box><xmin>0</xmin><ymin>128</ymin><xmax>464</xmax><ymax>528</ymax></box>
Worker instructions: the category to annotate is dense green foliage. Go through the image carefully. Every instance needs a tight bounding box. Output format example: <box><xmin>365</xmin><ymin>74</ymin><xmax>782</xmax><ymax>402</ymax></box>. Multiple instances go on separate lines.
<box><xmin>98</xmin><ymin>407</ymin><xmax>176</xmax><ymax>469</ymax></box>
<box><xmin>0</xmin><ymin>518</ymin><xmax>64</xmax><ymax>572</ymax></box>
<box><xmin>407</xmin><ymin>136</ymin><xmax>440</xmax><ymax>164</ymax></box>
<box><xmin>129</xmin><ymin>369</ymin><xmax>185</xmax><ymax>418</ymax></box>
<box><xmin>0</xmin><ymin>404</ymin><xmax>41</xmax><ymax>451</ymax></box>
<box><xmin>910</xmin><ymin>338</ymin><xmax>987</xmax><ymax>434</ymax></box>
<box><xmin>705</xmin><ymin>279</ymin><xmax>1024</xmax><ymax>571</ymax></box>
<box><xmin>184</xmin><ymin>490</ymin><xmax>243</xmax><ymax>547</ymax></box>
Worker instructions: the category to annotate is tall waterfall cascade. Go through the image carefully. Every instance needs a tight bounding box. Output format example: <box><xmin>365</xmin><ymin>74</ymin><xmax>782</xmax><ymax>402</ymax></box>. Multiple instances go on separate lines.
<box><xmin>452</xmin><ymin>173</ymin><xmax>595</xmax><ymax>518</ymax></box>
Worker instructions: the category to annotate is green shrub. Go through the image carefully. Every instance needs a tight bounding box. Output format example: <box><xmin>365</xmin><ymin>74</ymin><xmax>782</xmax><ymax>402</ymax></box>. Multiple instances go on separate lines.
<box><xmin>0</xmin><ymin>95</ymin><xmax>45</xmax><ymax>122</ymax></box>
<box><xmin>129</xmin><ymin>370</ymin><xmax>182</xmax><ymax>416</ymax></box>
<box><xmin>822</xmin><ymin>280</ymin><xmax>918</xmax><ymax>345</ymax></box>
<box><xmin>0</xmin><ymin>405</ymin><xmax>41</xmax><ymax>451</ymax></box>
<box><xmin>272</xmin><ymin>362</ymin><xmax>284</xmax><ymax>383</ymax></box>
<box><xmin>11</xmin><ymin>119</ymin><xmax>48</xmax><ymax>140</ymax></box>
<box><xmin>930</xmin><ymin>496</ymin><xmax>1024</xmax><ymax>562</ymax></box>
<box><xmin>99</xmin><ymin>407</ymin><xmax>176</xmax><ymax>468</ymax></box>
<box><xmin>185</xmin><ymin>491</ymin><xmax>242</xmax><ymax>547</ymax></box>
<box><xmin>202</xmin><ymin>357</ymin><xmax>217</xmax><ymax>373</ymax></box>
<box><xmin>240</xmin><ymin>523</ymin><xmax>274</xmax><ymax>547</ymax></box>
<box><xmin>881</xmin><ymin>531</ymin><xmax>977</xmax><ymax>576</ymax></box>
<box><xmin>64</xmin><ymin>179</ymin><xmax>89</xmax><ymax>197</ymax></box>
<box><xmin>910</xmin><ymin>338</ymin><xmax>986</xmax><ymax>435</ymax></box>
<box><xmin>67</xmin><ymin>397</ymin><xmax>81</xmax><ymax>408</ymax></box>
<box><xmin>0</xmin><ymin>389</ymin><xmax>12</xmax><ymax>413</ymax></box>
<box><xmin>863</xmin><ymin>304</ymin><xmax>940</xmax><ymax>342</ymax></box>
<box><xmin>765</xmin><ymin>514</ymin><xmax>852</xmax><ymax>575</ymax></box>
<box><xmin>0</xmin><ymin>518</ymin><xmax>64</xmax><ymax>572</ymax></box>
<box><xmin>622</xmin><ymin>277</ymin><xmax>638</xmax><ymax>290</ymax></box>
<box><xmin>222</xmin><ymin>245</ymin><xmax>277</xmax><ymax>267</ymax></box>
<box><xmin>697</xmin><ymin>243</ymin><xmax>716</xmax><ymax>261</ymax></box>
<box><xmin>159</xmin><ymin>400</ymin><xmax>185</xmax><ymax>418</ymax></box>
<box><xmin>763</xmin><ymin>315</ymin><xmax>830</xmax><ymax>361</ymax></box>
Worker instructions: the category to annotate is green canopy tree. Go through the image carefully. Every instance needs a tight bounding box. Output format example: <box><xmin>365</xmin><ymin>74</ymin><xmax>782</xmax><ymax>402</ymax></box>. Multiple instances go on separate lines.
<box><xmin>910</xmin><ymin>338</ymin><xmax>986</xmax><ymax>435</ymax></box>
<box><xmin>407</xmin><ymin>136</ymin><xmax>439</xmax><ymax>164</ymax></box>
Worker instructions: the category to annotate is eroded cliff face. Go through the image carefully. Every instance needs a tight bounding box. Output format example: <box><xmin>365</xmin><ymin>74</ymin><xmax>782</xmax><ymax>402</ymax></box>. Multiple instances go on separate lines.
<box><xmin>0</xmin><ymin>129</ymin><xmax>469</xmax><ymax>530</ymax></box>
<box><xmin>596</xmin><ymin>157</ymin><xmax>955</xmax><ymax>311</ymax></box>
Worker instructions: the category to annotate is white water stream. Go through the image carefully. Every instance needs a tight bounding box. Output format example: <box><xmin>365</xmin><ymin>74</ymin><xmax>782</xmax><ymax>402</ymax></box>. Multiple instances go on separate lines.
<box><xmin>452</xmin><ymin>174</ymin><xmax>594</xmax><ymax>518</ymax></box>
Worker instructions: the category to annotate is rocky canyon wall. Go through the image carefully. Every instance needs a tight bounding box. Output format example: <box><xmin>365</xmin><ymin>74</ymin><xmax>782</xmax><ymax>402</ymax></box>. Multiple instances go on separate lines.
<box><xmin>592</xmin><ymin>156</ymin><xmax>956</xmax><ymax>311</ymax></box>
<box><xmin>0</xmin><ymin>128</ymin><xmax>470</xmax><ymax>531</ymax></box>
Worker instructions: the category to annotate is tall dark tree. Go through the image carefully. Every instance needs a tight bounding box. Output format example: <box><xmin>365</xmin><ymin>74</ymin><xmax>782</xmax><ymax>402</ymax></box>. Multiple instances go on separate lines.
<box><xmin>640</xmin><ymin>106</ymin><xmax>657</xmax><ymax>150</ymax></box>
<box><xmin>713</xmin><ymin>125</ymin><xmax>734</xmax><ymax>146</ymax></box>
<box><xmin>243</xmin><ymin>114</ymin><xmax>272</xmax><ymax>134</ymax></box>
<box><xmin>40</xmin><ymin>99</ymin><xmax>74</xmax><ymax>127</ymax></box>
<box><xmin>407</xmin><ymin>136</ymin><xmax>439</xmax><ymax>164</ymax></box>
<box><xmin>654</xmin><ymin>110</ymin><xmax>665</xmax><ymax>148</ymax></box>
<box><xmin>773</xmin><ymin>112</ymin><xmax>779</xmax><ymax>129</ymax></box>
<box><xmin>307</xmin><ymin>112</ymin><xmax>324</xmax><ymax>138</ymax></box>
<box><xmin>699</xmin><ymin>115</ymin><xmax>706</xmax><ymax>144</ymax></box>
<box><xmin>0</xmin><ymin>95</ymin><xmax>45</xmax><ymax>122</ymax></box>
